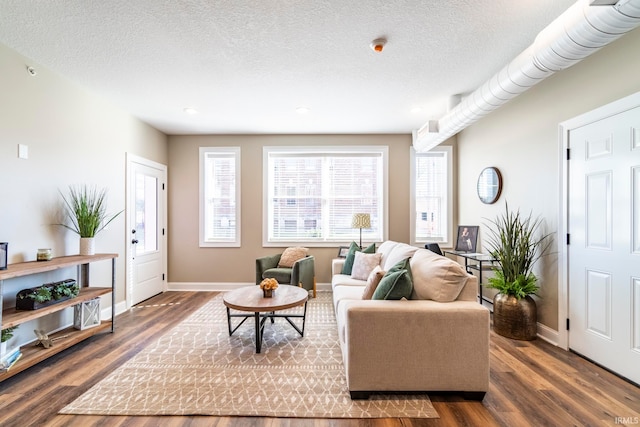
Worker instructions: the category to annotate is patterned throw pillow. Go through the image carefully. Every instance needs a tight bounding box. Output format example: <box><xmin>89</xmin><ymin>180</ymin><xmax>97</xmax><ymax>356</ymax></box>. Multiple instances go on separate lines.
<box><xmin>341</xmin><ymin>242</ymin><xmax>376</xmax><ymax>275</ymax></box>
<box><xmin>278</xmin><ymin>247</ymin><xmax>309</xmax><ymax>268</ymax></box>
<box><xmin>350</xmin><ymin>251</ymin><xmax>382</xmax><ymax>281</ymax></box>
<box><xmin>362</xmin><ymin>265</ymin><xmax>385</xmax><ymax>299</ymax></box>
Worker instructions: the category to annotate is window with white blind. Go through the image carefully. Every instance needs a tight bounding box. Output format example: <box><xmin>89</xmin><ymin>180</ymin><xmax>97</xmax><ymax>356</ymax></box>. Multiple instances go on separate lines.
<box><xmin>410</xmin><ymin>146</ymin><xmax>452</xmax><ymax>246</ymax></box>
<box><xmin>263</xmin><ymin>146</ymin><xmax>387</xmax><ymax>246</ymax></box>
<box><xmin>200</xmin><ymin>147</ymin><xmax>241</xmax><ymax>247</ymax></box>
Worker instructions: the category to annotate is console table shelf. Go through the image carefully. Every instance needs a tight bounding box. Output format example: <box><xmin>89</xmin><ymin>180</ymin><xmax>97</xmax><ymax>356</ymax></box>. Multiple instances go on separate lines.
<box><xmin>1</xmin><ymin>287</ymin><xmax>112</xmax><ymax>329</ymax></box>
<box><xmin>0</xmin><ymin>253</ymin><xmax>117</xmax><ymax>382</ymax></box>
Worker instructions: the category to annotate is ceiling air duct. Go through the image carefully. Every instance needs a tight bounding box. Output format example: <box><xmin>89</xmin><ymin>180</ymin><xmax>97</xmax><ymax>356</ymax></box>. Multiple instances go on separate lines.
<box><xmin>413</xmin><ymin>0</ymin><xmax>640</xmax><ymax>152</ymax></box>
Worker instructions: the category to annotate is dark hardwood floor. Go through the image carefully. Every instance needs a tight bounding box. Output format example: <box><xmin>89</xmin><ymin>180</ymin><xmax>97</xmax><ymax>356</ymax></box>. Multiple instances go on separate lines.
<box><xmin>0</xmin><ymin>291</ymin><xmax>638</xmax><ymax>427</ymax></box>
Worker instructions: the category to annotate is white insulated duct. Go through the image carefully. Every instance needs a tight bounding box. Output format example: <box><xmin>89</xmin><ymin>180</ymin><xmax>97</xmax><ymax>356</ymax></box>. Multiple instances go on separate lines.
<box><xmin>413</xmin><ymin>0</ymin><xmax>640</xmax><ymax>152</ymax></box>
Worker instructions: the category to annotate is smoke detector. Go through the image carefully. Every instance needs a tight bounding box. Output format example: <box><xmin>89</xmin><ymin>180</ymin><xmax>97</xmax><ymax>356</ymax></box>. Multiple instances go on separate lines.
<box><xmin>370</xmin><ymin>38</ymin><xmax>387</xmax><ymax>53</ymax></box>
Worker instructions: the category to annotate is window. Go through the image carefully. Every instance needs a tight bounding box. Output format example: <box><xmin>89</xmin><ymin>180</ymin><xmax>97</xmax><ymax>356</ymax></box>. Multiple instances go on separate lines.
<box><xmin>200</xmin><ymin>147</ymin><xmax>241</xmax><ymax>247</ymax></box>
<box><xmin>411</xmin><ymin>146</ymin><xmax>452</xmax><ymax>246</ymax></box>
<box><xmin>264</xmin><ymin>146</ymin><xmax>387</xmax><ymax>246</ymax></box>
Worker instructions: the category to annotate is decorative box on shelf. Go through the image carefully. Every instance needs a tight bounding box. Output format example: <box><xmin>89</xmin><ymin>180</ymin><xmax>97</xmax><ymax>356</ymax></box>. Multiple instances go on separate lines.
<box><xmin>73</xmin><ymin>297</ymin><xmax>101</xmax><ymax>330</ymax></box>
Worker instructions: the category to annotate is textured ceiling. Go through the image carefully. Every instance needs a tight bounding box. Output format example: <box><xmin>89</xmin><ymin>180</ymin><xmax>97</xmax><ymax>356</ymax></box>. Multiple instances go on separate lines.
<box><xmin>0</xmin><ymin>0</ymin><xmax>576</xmax><ymax>135</ymax></box>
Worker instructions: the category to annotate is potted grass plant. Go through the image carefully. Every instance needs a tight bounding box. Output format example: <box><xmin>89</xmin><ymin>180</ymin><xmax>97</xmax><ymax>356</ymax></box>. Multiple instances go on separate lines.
<box><xmin>58</xmin><ymin>185</ymin><xmax>123</xmax><ymax>255</ymax></box>
<box><xmin>485</xmin><ymin>202</ymin><xmax>553</xmax><ymax>340</ymax></box>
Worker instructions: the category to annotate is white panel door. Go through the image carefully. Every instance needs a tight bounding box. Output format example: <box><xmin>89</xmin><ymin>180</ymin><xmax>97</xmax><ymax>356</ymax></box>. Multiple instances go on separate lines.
<box><xmin>568</xmin><ymin>106</ymin><xmax>640</xmax><ymax>384</ymax></box>
<box><xmin>127</xmin><ymin>156</ymin><xmax>166</xmax><ymax>306</ymax></box>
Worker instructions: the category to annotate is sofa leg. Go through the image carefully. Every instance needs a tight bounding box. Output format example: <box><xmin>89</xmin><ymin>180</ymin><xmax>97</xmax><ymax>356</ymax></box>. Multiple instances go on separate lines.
<box><xmin>313</xmin><ymin>277</ymin><xmax>317</xmax><ymax>298</ymax></box>
<box><xmin>463</xmin><ymin>391</ymin><xmax>486</xmax><ymax>401</ymax></box>
<box><xmin>349</xmin><ymin>391</ymin><xmax>370</xmax><ymax>400</ymax></box>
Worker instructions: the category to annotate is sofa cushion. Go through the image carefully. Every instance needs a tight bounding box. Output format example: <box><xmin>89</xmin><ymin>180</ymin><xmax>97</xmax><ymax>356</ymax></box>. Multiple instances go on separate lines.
<box><xmin>362</xmin><ymin>265</ymin><xmax>385</xmax><ymax>299</ymax></box>
<box><xmin>410</xmin><ymin>248</ymin><xmax>469</xmax><ymax>302</ymax></box>
<box><xmin>376</xmin><ymin>240</ymin><xmax>399</xmax><ymax>266</ymax></box>
<box><xmin>372</xmin><ymin>269</ymin><xmax>413</xmax><ymax>300</ymax></box>
<box><xmin>278</xmin><ymin>246</ymin><xmax>308</xmax><ymax>268</ymax></box>
<box><xmin>333</xmin><ymin>284</ymin><xmax>367</xmax><ymax>313</ymax></box>
<box><xmin>342</xmin><ymin>242</ymin><xmax>376</xmax><ymax>275</ymax></box>
<box><xmin>382</xmin><ymin>243</ymin><xmax>419</xmax><ymax>271</ymax></box>
<box><xmin>350</xmin><ymin>251</ymin><xmax>382</xmax><ymax>281</ymax></box>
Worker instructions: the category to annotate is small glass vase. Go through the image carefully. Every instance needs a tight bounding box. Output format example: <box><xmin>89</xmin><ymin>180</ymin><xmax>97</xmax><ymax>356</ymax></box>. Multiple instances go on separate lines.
<box><xmin>263</xmin><ymin>289</ymin><xmax>274</xmax><ymax>298</ymax></box>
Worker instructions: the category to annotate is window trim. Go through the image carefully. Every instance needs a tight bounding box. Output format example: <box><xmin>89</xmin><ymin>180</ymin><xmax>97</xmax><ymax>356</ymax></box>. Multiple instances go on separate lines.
<box><xmin>199</xmin><ymin>146</ymin><xmax>241</xmax><ymax>247</ymax></box>
<box><xmin>262</xmin><ymin>145</ymin><xmax>388</xmax><ymax>247</ymax></box>
<box><xmin>410</xmin><ymin>145</ymin><xmax>453</xmax><ymax>247</ymax></box>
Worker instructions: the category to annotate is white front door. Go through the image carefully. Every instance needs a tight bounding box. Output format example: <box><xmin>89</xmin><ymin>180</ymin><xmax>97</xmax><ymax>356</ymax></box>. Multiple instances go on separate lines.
<box><xmin>568</xmin><ymin>105</ymin><xmax>640</xmax><ymax>385</ymax></box>
<box><xmin>127</xmin><ymin>154</ymin><xmax>167</xmax><ymax>306</ymax></box>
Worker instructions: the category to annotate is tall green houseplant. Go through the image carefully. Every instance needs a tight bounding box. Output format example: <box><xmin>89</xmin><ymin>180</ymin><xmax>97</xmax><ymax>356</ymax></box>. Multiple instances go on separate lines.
<box><xmin>485</xmin><ymin>203</ymin><xmax>553</xmax><ymax>340</ymax></box>
<box><xmin>59</xmin><ymin>185</ymin><xmax>122</xmax><ymax>255</ymax></box>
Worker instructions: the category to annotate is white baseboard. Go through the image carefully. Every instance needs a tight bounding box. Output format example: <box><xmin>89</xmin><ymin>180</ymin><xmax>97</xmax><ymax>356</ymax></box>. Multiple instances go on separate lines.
<box><xmin>537</xmin><ymin>322</ymin><xmax>559</xmax><ymax>346</ymax></box>
<box><xmin>101</xmin><ymin>300</ymin><xmax>128</xmax><ymax>320</ymax></box>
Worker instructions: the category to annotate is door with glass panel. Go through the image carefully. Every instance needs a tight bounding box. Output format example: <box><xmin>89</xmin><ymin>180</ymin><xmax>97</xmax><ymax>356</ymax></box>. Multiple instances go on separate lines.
<box><xmin>127</xmin><ymin>155</ymin><xmax>166</xmax><ymax>306</ymax></box>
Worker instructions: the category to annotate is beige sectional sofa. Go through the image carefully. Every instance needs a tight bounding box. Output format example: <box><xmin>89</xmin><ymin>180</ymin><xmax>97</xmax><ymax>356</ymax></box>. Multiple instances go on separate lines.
<box><xmin>331</xmin><ymin>240</ymin><xmax>490</xmax><ymax>400</ymax></box>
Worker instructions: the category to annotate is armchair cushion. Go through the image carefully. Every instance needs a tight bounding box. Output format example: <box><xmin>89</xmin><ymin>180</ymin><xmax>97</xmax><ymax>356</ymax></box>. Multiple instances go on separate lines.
<box><xmin>278</xmin><ymin>246</ymin><xmax>309</xmax><ymax>268</ymax></box>
<box><xmin>262</xmin><ymin>267</ymin><xmax>295</xmax><ymax>284</ymax></box>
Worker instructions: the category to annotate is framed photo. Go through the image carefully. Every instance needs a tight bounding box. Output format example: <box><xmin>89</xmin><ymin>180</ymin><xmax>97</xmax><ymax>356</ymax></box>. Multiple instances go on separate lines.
<box><xmin>337</xmin><ymin>246</ymin><xmax>350</xmax><ymax>258</ymax></box>
<box><xmin>455</xmin><ymin>225</ymin><xmax>479</xmax><ymax>252</ymax></box>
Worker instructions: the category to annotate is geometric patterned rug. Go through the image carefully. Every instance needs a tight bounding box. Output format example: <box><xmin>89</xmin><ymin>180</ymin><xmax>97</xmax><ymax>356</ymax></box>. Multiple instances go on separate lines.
<box><xmin>60</xmin><ymin>291</ymin><xmax>438</xmax><ymax>418</ymax></box>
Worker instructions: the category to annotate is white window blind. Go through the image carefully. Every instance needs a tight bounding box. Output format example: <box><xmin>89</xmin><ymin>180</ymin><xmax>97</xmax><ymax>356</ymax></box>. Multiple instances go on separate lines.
<box><xmin>411</xmin><ymin>146</ymin><xmax>452</xmax><ymax>246</ymax></box>
<box><xmin>264</xmin><ymin>146</ymin><xmax>387</xmax><ymax>245</ymax></box>
<box><xmin>200</xmin><ymin>147</ymin><xmax>241</xmax><ymax>247</ymax></box>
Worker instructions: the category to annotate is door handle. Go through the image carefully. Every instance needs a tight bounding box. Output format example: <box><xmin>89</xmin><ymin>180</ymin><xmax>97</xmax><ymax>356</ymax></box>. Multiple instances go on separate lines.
<box><xmin>132</xmin><ymin>239</ymin><xmax>139</xmax><ymax>244</ymax></box>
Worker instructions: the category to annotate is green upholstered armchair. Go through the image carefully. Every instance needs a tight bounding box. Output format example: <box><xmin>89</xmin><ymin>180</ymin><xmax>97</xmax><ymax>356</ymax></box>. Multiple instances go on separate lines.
<box><xmin>256</xmin><ymin>254</ymin><xmax>316</xmax><ymax>297</ymax></box>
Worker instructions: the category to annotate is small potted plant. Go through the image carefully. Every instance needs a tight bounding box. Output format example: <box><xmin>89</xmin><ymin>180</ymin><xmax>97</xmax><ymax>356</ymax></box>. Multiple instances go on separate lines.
<box><xmin>485</xmin><ymin>203</ymin><xmax>553</xmax><ymax>340</ymax></box>
<box><xmin>16</xmin><ymin>279</ymin><xmax>80</xmax><ymax>310</ymax></box>
<box><xmin>259</xmin><ymin>278</ymin><xmax>279</xmax><ymax>298</ymax></box>
<box><xmin>58</xmin><ymin>185</ymin><xmax>123</xmax><ymax>255</ymax></box>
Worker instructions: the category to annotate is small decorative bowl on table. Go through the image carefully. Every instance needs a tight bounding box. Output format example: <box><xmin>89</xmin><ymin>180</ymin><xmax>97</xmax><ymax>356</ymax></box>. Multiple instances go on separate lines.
<box><xmin>259</xmin><ymin>278</ymin><xmax>279</xmax><ymax>298</ymax></box>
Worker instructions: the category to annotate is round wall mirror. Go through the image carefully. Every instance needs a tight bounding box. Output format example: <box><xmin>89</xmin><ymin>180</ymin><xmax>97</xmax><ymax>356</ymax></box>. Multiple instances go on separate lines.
<box><xmin>477</xmin><ymin>167</ymin><xmax>502</xmax><ymax>204</ymax></box>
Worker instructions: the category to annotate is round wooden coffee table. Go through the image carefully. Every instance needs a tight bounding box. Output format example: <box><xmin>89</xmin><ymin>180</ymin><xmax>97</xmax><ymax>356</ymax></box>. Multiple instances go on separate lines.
<box><xmin>222</xmin><ymin>285</ymin><xmax>308</xmax><ymax>353</ymax></box>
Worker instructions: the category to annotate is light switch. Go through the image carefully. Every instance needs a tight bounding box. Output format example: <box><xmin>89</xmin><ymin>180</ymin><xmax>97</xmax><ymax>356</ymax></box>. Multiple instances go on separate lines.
<box><xmin>18</xmin><ymin>144</ymin><xmax>28</xmax><ymax>159</ymax></box>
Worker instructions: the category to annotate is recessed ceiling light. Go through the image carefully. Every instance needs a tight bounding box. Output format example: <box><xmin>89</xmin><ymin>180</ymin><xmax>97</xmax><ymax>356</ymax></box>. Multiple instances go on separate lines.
<box><xmin>183</xmin><ymin>107</ymin><xmax>198</xmax><ymax>115</ymax></box>
<box><xmin>296</xmin><ymin>107</ymin><xmax>310</xmax><ymax>114</ymax></box>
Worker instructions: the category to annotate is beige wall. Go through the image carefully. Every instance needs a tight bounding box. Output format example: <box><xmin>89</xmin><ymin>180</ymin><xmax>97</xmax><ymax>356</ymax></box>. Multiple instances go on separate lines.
<box><xmin>456</xmin><ymin>28</ymin><xmax>640</xmax><ymax>331</ymax></box>
<box><xmin>0</xmin><ymin>43</ymin><xmax>168</xmax><ymax>315</ymax></box>
<box><xmin>167</xmin><ymin>134</ymin><xmax>412</xmax><ymax>284</ymax></box>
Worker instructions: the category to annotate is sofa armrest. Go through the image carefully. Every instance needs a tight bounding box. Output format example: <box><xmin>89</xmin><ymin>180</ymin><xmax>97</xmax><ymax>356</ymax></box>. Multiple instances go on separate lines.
<box><xmin>332</xmin><ymin>258</ymin><xmax>345</xmax><ymax>276</ymax></box>
<box><xmin>255</xmin><ymin>253</ymin><xmax>282</xmax><ymax>285</ymax></box>
<box><xmin>342</xmin><ymin>300</ymin><xmax>490</xmax><ymax>392</ymax></box>
<box><xmin>292</xmin><ymin>255</ymin><xmax>315</xmax><ymax>289</ymax></box>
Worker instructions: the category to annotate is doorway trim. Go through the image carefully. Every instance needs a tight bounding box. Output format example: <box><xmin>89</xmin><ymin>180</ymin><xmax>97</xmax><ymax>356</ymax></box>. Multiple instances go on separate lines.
<box><xmin>125</xmin><ymin>153</ymin><xmax>168</xmax><ymax>310</ymax></box>
<box><xmin>558</xmin><ymin>90</ymin><xmax>640</xmax><ymax>350</ymax></box>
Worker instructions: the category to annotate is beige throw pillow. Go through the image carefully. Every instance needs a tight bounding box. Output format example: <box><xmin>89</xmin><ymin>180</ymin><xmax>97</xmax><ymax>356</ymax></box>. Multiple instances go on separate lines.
<box><xmin>409</xmin><ymin>249</ymin><xmax>469</xmax><ymax>302</ymax></box>
<box><xmin>278</xmin><ymin>247</ymin><xmax>309</xmax><ymax>268</ymax></box>
<box><xmin>350</xmin><ymin>251</ymin><xmax>382</xmax><ymax>281</ymax></box>
<box><xmin>362</xmin><ymin>265</ymin><xmax>385</xmax><ymax>299</ymax></box>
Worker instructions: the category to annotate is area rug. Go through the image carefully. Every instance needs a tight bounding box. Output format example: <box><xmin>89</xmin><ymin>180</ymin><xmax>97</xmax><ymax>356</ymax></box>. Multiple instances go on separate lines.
<box><xmin>60</xmin><ymin>292</ymin><xmax>438</xmax><ymax>418</ymax></box>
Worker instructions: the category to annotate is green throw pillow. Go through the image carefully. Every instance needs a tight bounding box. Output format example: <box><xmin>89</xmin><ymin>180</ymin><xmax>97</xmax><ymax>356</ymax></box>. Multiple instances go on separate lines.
<box><xmin>342</xmin><ymin>242</ymin><xmax>376</xmax><ymax>275</ymax></box>
<box><xmin>386</xmin><ymin>257</ymin><xmax>413</xmax><ymax>282</ymax></box>
<box><xmin>372</xmin><ymin>269</ymin><xmax>413</xmax><ymax>300</ymax></box>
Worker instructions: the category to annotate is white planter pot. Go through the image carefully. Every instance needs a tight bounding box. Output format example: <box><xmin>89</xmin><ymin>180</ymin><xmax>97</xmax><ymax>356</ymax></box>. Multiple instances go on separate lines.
<box><xmin>79</xmin><ymin>237</ymin><xmax>95</xmax><ymax>256</ymax></box>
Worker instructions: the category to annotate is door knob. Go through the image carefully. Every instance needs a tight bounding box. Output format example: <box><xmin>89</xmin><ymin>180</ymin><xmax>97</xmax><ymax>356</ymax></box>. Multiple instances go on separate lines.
<box><xmin>132</xmin><ymin>239</ymin><xmax>139</xmax><ymax>244</ymax></box>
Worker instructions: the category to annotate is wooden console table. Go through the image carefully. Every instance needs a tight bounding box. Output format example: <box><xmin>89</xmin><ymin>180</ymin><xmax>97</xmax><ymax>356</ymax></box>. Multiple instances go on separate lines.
<box><xmin>0</xmin><ymin>254</ymin><xmax>116</xmax><ymax>381</ymax></box>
